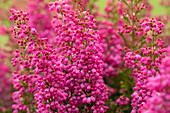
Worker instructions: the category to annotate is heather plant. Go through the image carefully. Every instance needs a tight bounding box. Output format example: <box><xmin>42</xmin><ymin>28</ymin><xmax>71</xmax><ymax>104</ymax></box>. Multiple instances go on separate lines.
<box><xmin>142</xmin><ymin>47</ymin><xmax>170</xmax><ymax>113</ymax></box>
<box><xmin>94</xmin><ymin>0</ymin><xmax>154</xmax><ymax>112</ymax></box>
<box><xmin>119</xmin><ymin>1</ymin><xmax>167</xmax><ymax>112</ymax></box>
<box><xmin>0</xmin><ymin>1</ymin><xmax>57</xmax><ymax>112</ymax></box>
<box><xmin>121</xmin><ymin>3</ymin><xmax>167</xmax><ymax>113</ymax></box>
<box><xmin>0</xmin><ymin>0</ymin><xmax>169</xmax><ymax>113</ymax></box>
<box><xmin>49</xmin><ymin>1</ymin><xmax>109</xmax><ymax>112</ymax></box>
<box><xmin>10</xmin><ymin>0</ymin><xmax>109</xmax><ymax>112</ymax></box>
<box><xmin>10</xmin><ymin>9</ymin><xmax>73</xmax><ymax>113</ymax></box>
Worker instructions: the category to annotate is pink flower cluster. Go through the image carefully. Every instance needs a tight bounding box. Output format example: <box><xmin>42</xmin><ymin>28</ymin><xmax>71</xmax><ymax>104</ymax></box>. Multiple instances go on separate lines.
<box><xmin>142</xmin><ymin>47</ymin><xmax>170</xmax><ymax>113</ymax></box>
<box><xmin>2</xmin><ymin>0</ymin><xmax>168</xmax><ymax>113</ymax></box>
<box><xmin>9</xmin><ymin>0</ymin><xmax>109</xmax><ymax>112</ymax></box>
<box><xmin>49</xmin><ymin>1</ymin><xmax>109</xmax><ymax>112</ymax></box>
<box><xmin>124</xmin><ymin>18</ymin><xmax>166</xmax><ymax>113</ymax></box>
<box><xmin>141</xmin><ymin>18</ymin><xmax>165</xmax><ymax>34</ymax></box>
<box><xmin>116</xmin><ymin>95</ymin><xmax>130</xmax><ymax>105</ymax></box>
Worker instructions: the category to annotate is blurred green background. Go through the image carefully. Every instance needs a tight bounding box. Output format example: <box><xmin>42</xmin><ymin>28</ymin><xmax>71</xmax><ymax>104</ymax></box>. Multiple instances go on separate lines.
<box><xmin>0</xmin><ymin>0</ymin><xmax>167</xmax><ymax>48</ymax></box>
<box><xmin>97</xmin><ymin>0</ymin><xmax>166</xmax><ymax>15</ymax></box>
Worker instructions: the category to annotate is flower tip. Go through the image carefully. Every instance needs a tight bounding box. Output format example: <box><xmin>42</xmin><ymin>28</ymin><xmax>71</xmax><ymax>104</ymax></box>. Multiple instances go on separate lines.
<box><xmin>9</xmin><ymin>16</ymin><xmax>15</xmax><ymax>20</ymax></box>
<box><xmin>9</xmin><ymin>9</ymin><xmax>16</xmax><ymax>14</ymax></box>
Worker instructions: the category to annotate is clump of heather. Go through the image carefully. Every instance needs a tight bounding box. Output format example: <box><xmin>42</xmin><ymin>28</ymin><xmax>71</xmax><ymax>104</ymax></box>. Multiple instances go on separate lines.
<box><xmin>141</xmin><ymin>47</ymin><xmax>170</xmax><ymax>113</ymax></box>
<box><xmin>9</xmin><ymin>9</ymin><xmax>64</xmax><ymax>112</ymax></box>
<box><xmin>124</xmin><ymin>18</ymin><xmax>166</xmax><ymax>112</ymax></box>
<box><xmin>113</xmin><ymin>0</ymin><xmax>167</xmax><ymax>112</ymax></box>
<box><xmin>10</xmin><ymin>0</ymin><xmax>109</xmax><ymax>112</ymax></box>
<box><xmin>0</xmin><ymin>0</ymin><xmax>169</xmax><ymax>112</ymax></box>
<box><xmin>49</xmin><ymin>0</ymin><xmax>109</xmax><ymax>112</ymax></box>
<box><xmin>94</xmin><ymin>0</ymin><xmax>153</xmax><ymax>112</ymax></box>
<box><xmin>10</xmin><ymin>9</ymin><xmax>40</xmax><ymax>112</ymax></box>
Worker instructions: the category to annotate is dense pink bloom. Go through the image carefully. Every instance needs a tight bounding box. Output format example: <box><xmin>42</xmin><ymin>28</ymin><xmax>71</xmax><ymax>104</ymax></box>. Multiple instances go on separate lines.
<box><xmin>1</xmin><ymin>0</ymin><xmax>168</xmax><ymax>112</ymax></box>
<box><xmin>124</xmin><ymin>18</ymin><xmax>166</xmax><ymax>113</ymax></box>
<box><xmin>49</xmin><ymin>1</ymin><xmax>109</xmax><ymax>112</ymax></box>
<box><xmin>10</xmin><ymin>0</ymin><xmax>109</xmax><ymax>112</ymax></box>
<box><xmin>141</xmin><ymin>47</ymin><xmax>170</xmax><ymax>113</ymax></box>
